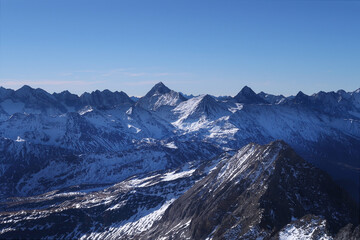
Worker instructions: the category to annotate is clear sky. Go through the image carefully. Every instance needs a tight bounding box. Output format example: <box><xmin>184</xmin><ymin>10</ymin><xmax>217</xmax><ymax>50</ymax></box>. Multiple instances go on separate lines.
<box><xmin>0</xmin><ymin>0</ymin><xmax>359</xmax><ymax>97</ymax></box>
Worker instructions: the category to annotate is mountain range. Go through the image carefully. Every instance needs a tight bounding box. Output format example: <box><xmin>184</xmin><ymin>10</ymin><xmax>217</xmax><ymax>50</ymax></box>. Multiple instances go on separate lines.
<box><xmin>0</xmin><ymin>82</ymin><xmax>359</xmax><ymax>239</ymax></box>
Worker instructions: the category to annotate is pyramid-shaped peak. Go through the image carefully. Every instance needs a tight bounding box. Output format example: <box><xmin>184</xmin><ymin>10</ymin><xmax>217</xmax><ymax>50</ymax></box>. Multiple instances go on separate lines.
<box><xmin>240</xmin><ymin>85</ymin><xmax>256</xmax><ymax>95</ymax></box>
<box><xmin>155</xmin><ymin>81</ymin><xmax>166</xmax><ymax>87</ymax></box>
<box><xmin>234</xmin><ymin>86</ymin><xmax>267</xmax><ymax>104</ymax></box>
<box><xmin>145</xmin><ymin>82</ymin><xmax>171</xmax><ymax>97</ymax></box>
<box><xmin>294</xmin><ymin>91</ymin><xmax>311</xmax><ymax>101</ymax></box>
<box><xmin>137</xmin><ymin>82</ymin><xmax>185</xmax><ymax>110</ymax></box>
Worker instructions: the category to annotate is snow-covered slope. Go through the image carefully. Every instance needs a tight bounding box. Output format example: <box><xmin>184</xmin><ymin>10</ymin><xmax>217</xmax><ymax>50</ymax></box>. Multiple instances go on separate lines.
<box><xmin>0</xmin><ymin>156</ymin><xmax>218</xmax><ymax>239</ymax></box>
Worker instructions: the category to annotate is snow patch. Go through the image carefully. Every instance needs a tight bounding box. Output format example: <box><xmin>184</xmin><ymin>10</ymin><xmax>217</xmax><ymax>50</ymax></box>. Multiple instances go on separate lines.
<box><xmin>15</xmin><ymin>136</ymin><xmax>25</xmax><ymax>142</ymax></box>
<box><xmin>279</xmin><ymin>218</ymin><xmax>332</xmax><ymax>240</ymax></box>
<box><xmin>162</xmin><ymin>169</ymin><xmax>195</xmax><ymax>182</ymax></box>
<box><xmin>78</xmin><ymin>106</ymin><xmax>93</xmax><ymax>115</ymax></box>
<box><xmin>164</xmin><ymin>142</ymin><xmax>178</xmax><ymax>149</ymax></box>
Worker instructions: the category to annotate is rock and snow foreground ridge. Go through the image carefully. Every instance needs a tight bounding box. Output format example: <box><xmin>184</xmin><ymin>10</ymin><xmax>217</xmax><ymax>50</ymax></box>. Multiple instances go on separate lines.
<box><xmin>143</xmin><ymin>141</ymin><xmax>359</xmax><ymax>240</ymax></box>
<box><xmin>0</xmin><ymin>141</ymin><xmax>359</xmax><ymax>239</ymax></box>
<box><xmin>0</xmin><ymin>82</ymin><xmax>360</xmax><ymax>239</ymax></box>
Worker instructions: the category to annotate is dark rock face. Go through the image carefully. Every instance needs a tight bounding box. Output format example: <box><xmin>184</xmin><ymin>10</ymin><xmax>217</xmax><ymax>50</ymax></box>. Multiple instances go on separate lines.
<box><xmin>234</xmin><ymin>86</ymin><xmax>268</xmax><ymax>104</ymax></box>
<box><xmin>0</xmin><ymin>85</ymin><xmax>134</xmax><ymax>114</ymax></box>
<box><xmin>284</xmin><ymin>90</ymin><xmax>359</xmax><ymax>117</ymax></box>
<box><xmin>79</xmin><ymin>90</ymin><xmax>134</xmax><ymax>109</ymax></box>
<box><xmin>53</xmin><ymin>90</ymin><xmax>79</xmax><ymax>107</ymax></box>
<box><xmin>13</xmin><ymin>85</ymin><xmax>68</xmax><ymax>114</ymax></box>
<box><xmin>145</xmin><ymin>141</ymin><xmax>359</xmax><ymax>239</ymax></box>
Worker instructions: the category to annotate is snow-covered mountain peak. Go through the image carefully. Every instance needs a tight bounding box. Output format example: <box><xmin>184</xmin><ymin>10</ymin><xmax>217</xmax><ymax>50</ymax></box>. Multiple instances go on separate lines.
<box><xmin>173</xmin><ymin>94</ymin><xmax>230</xmax><ymax>122</ymax></box>
<box><xmin>145</xmin><ymin>82</ymin><xmax>171</xmax><ymax>97</ymax></box>
<box><xmin>137</xmin><ymin>82</ymin><xmax>186</xmax><ymax>111</ymax></box>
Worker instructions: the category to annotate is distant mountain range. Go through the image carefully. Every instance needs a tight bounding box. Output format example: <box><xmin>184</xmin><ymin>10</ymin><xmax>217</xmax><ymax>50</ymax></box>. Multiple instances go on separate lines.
<box><xmin>0</xmin><ymin>82</ymin><xmax>359</xmax><ymax>239</ymax></box>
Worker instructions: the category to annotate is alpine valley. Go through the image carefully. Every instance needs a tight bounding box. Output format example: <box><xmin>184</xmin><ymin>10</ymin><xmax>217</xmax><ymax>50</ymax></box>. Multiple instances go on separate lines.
<box><xmin>0</xmin><ymin>82</ymin><xmax>359</xmax><ymax>239</ymax></box>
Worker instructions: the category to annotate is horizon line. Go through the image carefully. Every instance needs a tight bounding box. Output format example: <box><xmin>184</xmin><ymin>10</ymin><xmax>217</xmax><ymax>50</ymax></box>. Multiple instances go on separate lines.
<box><xmin>0</xmin><ymin>82</ymin><xmax>359</xmax><ymax>98</ymax></box>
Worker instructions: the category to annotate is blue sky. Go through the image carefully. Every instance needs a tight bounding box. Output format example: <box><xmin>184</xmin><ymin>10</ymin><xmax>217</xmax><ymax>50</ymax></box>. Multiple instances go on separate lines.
<box><xmin>0</xmin><ymin>0</ymin><xmax>359</xmax><ymax>96</ymax></box>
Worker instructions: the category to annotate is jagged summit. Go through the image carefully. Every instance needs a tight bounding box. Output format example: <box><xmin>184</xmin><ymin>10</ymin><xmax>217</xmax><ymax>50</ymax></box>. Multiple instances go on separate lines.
<box><xmin>79</xmin><ymin>89</ymin><xmax>133</xmax><ymax>109</ymax></box>
<box><xmin>53</xmin><ymin>90</ymin><xmax>79</xmax><ymax>107</ymax></box>
<box><xmin>234</xmin><ymin>86</ymin><xmax>268</xmax><ymax>104</ymax></box>
<box><xmin>5</xmin><ymin>85</ymin><xmax>69</xmax><ymax>114</ymax></box>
